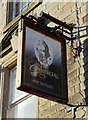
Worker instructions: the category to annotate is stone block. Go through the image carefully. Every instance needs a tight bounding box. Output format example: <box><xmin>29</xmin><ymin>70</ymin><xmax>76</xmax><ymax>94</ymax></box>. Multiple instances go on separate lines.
<box><xmin>38</xmin><ymin>97</ymin><xmax>49</xmax><ymax>105</ymax></box>
<box><xmin>50</xmin><ymin>101</ymin><xmax>58</xmax><ymax>106</ymax></box>
<box><xmin>68</xmin><ymin>86</ymin><xmax>75</xmax><ymax>96</ymax></box>
<box><xmin>76</xmin><ymin>108</ymin><xmax>86</xmax><ymax>118</ymax></box>
<box><xmin>67</xmin><ymin>57</ymin><xmax>75</xmax><ymax>67</ymax></box>
<box><xmin>68</xmin><ymin>69</ymin><xmax>77</xmax><ymax>80</ymax></box>
<box><xmin>81</xmin><ymin>3</ymin><xmax>88</xmax><ymax>13</ymax></box>
<box><xmin>80</xmin><ymin>10</ymin><xmax>88</xmax><ymax>19</ymax></box>
<box><xmin>59</xmin><ymin>9</ymin><xmax>72</xmax><ymax>20</ymax></box>
<box><xmin>79</xmin><ymin>74</ymin><xmax>85</xmax><ymax>82</ymax></box>
<box><xmin>62</xmin><ymin>2</ymin><xmax>75</xmax><ymax>13</ymax></box>
<box><xmin>70</xmin><ymin>92</ymin><xmax>84</xmax><ymax>104</ymax></box>
<box><xmin>48</xmin><ymin>108</ymin><xmax>65</xmax><ymax>118</ymax></box>
<box><xmin>39</xmin><ymin>104</ymin><xmax>57</xmax><ymax>117</ymax></box>
<box><xmin>74</xmin><ymin>83</ymin><xmax>80</xmax><ymax>93</ymax></box>
<box><xmin>39</xmin><ymin>103</ymin><xmax>65</xmax><ymax>118</ymax></box>
<box><xmin>65</xmin><ymin>113</ymin><xmax>72</xmax><ymax>118</ymax></box>
<box><xmin>68</xmin><ymin>77</ymin><xmax>79</xmax><ymax>88</ymax></box>
<box><xmin>71</xmin><ymin>4</ymin><xmax>76</xmax><ymax>13</ymax></box>
<box><xmin>39</xmin><ymin>101</ymin><xmax>51</xmax><ymax>112</ymax></box>
<box><xmin>49</xmin><ymin>6</ymin><xmax>59</xmax><ymax>15</ymax></box>
<box><xmin>80</xmin><ymin>81</ymin><xmax>86</xmax><ymax>91</ymax></box>
<box><xmin>68</xmin><ymin>62</ymin><xmax>79</xmax><ymax>73</ymax></box>
<box><xmin>79</xmin><ymin>66</ymin><xmax>85</xmax><ymax>74</ymax></box>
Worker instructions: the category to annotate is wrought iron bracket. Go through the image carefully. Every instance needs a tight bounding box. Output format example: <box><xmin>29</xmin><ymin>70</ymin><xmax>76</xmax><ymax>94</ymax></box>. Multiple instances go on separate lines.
<box><xmin>35</xmin><ymin>11</ymin><xmax>84</xmax><ymax>57</ymax></box>
<box><xmin>2</xmin><ymin>13</ymin><xmax>82</xmax><ymax>57</ymax></box>
<box><xmin>37</xmin><ymin>11</ymin><xmax>75</xmax><ymax>40</ymax></box>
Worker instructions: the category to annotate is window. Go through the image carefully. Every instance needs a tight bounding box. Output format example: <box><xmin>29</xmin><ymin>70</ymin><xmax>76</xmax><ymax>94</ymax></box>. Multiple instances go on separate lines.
<box><xmin>7</xmin><ymin>0</ymin><xmax>35</xmax><ymax>24</ymax></box>
<box><xmin>8</xmin><ymin>67</ymin><xmax>29</xmax><ymax>106</ymax></box>
<box><xmin>7</xmin><ymin>67</ymin><xmax>37</xmax><ymax>118</ymax></box>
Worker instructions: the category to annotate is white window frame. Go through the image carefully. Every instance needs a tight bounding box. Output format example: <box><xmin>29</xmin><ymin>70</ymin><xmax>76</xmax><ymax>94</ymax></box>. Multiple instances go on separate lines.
<box><xmin>8</xmin><ymin>66</ymin><xmax>32</xmax><ymax>109</ymax></box>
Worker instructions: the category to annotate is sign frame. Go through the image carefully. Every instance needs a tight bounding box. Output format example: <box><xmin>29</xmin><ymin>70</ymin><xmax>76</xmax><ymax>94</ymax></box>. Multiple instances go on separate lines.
<box><xmin>16</xmin><ymin>17</ymin><xmax>68</xmax><ymax>104</ymax></box>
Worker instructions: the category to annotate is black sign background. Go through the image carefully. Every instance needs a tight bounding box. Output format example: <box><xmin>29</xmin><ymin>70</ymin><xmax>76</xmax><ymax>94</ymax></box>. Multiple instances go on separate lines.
<box><xmin>17</xmin><ymin>18</ymin><xmax>68</xmax><ymax>104</ymax></box>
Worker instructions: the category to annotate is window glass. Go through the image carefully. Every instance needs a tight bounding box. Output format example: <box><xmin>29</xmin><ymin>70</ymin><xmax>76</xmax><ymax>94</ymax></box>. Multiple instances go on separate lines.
<box><xmin>7</xmin><ymin>96</ymin><xmax>36</xmax><ymax>118</ymax></box>
<box><xmin>8</xmin><ymin>67</ymin><xmax>29</xmax><ymax>105</ymax></box>
<box><xmin>8</xmin><ymin>0</ymin><xmax>35</xmax><ymax>22</ymax></box>
<box><xmin>7</xmin><ymin>67</ymin><xmax>37</xmax><ymax>118</ymax></box>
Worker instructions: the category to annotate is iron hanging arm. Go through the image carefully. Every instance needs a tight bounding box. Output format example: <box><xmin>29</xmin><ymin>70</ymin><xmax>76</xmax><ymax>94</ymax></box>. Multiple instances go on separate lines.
<box><xmin>39</xmin><ymin>11</ymin><xmax>73</xmax><ymax>31</ymax></box>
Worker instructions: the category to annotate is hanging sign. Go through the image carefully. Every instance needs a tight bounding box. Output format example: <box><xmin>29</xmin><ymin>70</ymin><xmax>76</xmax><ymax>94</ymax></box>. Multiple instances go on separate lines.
<box><xmin>16</xmin><ymin>17</ymin><xmax>68</xmax><ymax>104</ymax></box>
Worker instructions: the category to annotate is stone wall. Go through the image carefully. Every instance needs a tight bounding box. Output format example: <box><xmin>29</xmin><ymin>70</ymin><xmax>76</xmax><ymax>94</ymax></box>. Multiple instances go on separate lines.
<box><xmin>32</xmin><ymin>2</ymin><xmax>88</xmax><ymax>118</ymax></box>
<box><xmin>0</xmin><ymin>1</ymin><xmax>7</xmax><ymax>119</ymax></box>
<box><xmin>1</xmin><ymin>1</ymin><xmax>88</xmax><ymax>119</ymax></box>
<box><xmin>0</xmin><ymin>1</ymin><xmax>7</xmax><ymax>42</ymax></box>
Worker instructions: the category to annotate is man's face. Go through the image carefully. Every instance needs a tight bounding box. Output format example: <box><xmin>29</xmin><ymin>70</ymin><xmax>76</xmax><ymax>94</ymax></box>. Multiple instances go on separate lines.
<box><xmin>35</xmin><ymin>40</ymin><xmax>52</xmax><ymax>66</ymax></box>
<box><xmin>37</xmin><ymin>42</ymin><xmax>46</xmax><ymax>56</ymax></box>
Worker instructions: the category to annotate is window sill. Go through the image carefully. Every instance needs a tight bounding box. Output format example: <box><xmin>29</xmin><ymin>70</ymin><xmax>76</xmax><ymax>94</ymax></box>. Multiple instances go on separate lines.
<box><xmin>8</xmin><ymin>94</ymin><xmax>32</xmax><ymax>109</ymax></box>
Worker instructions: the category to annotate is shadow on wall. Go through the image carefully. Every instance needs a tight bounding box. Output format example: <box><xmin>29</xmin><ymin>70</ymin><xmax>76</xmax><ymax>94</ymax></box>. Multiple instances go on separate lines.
<box><xmin>77</xmin><ymin>27</ymin><xmax>88</xmax><ymax>106</ymax></box>
<box><xmin>69</xmin><ymin>2</ymin><xmax>88</xmax><ymax>107</ymax></box>
<box><xmin>83</xmin><ymin>29</ymin><xmax>88</xmax><ymax>105</ymax></box>
<box><xmin>73</xmin><ymin>3</ymin><xmax>88</xmax><ymax>106</ymax></box>
<box><xmin>83</xmin><ymin>3</ymin><xmax>88</xmax><ymax>106</ymax></box>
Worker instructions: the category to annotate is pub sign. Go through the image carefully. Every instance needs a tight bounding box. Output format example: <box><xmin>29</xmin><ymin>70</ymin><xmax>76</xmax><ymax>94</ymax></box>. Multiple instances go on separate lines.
<box><xmin>16</xmin><ymin>17</ymin><xmax>68</xmax><ymax>104</ymax></box>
